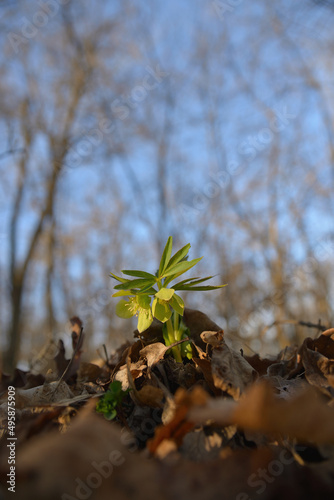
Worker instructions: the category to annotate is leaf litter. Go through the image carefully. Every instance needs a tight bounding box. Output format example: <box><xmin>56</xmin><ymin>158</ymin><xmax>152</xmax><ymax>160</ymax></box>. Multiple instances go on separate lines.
<box><xmin>1</xmin><ymin>310</ymin><xmax>334</xmax><ymax>499</ymax></box>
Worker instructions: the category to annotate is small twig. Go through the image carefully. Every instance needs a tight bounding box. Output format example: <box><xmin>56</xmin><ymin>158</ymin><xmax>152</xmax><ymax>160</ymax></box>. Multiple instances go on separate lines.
<box><xmin>298</xmin><ymin>320</ymin><xmax>327</xmax><ymax>332</ymax></box>
<box><xmin>261</xmin><ymin>319</ymin><xmax>328</xmax><ymax>338</ymax></box>
<box><xmin>260</xmin><ymin>319</ymin><xmax>298</xmax><ymax>337</ymax></box>
<box><xmin>102</xmin><ymin>344</ymin><xmax>111</xmax><ymax>366</ymax></box>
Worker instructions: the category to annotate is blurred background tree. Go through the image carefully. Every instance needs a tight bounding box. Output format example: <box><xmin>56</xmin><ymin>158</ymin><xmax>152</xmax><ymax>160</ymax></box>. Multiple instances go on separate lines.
<box><xmin>0</xmin><ymin>0</ymin><xmax>333</xmax><ymax>372</ymax></box>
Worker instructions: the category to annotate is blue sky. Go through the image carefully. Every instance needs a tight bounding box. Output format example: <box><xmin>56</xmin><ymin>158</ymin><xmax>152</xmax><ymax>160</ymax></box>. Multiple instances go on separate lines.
<box><xmin>1</xmin><ymin>0</ymin><xmax>334</xmax><ymax>359</ymax></box>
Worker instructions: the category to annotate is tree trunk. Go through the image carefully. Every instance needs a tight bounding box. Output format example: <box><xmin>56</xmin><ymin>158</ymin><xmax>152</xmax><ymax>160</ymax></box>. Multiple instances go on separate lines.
<box><xmin>5</xmin><ymin>278</ymin><xmax>24</xmax><ymax>373</ymax></box>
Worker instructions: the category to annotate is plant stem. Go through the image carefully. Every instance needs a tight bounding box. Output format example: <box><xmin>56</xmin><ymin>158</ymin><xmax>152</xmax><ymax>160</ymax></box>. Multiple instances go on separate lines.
<box><xmin>166</xmin><ymin>316</ymin><xmax>182</xmax><ymax>363</ymax></box>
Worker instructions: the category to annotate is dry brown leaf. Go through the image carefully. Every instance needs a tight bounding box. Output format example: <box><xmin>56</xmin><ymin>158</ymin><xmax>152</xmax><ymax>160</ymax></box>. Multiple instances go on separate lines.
<box><xmin>312</xmin><ymin>334</ymin><xmax>334</xmax><ymax>359</ymax></box>
<box><xmin>244</xmin><ymin>353</ymin><xmax>276</xmax><ymax>376</ymax></box>
<box><xmin>6</xmin><ymin>402</ymin><xmax>161</xmax><ymax>500</ymax></box>
<box><xmin>147</xmin><ymin>386</ymin><xmax>209</xmax><ymax>455</ymax></box>
<box><xmin>135</xmin><ymin>384</ymin><xmax>164</xmax><ymax>407</ymax></box>
<box><xmin>183</xmin><ymin>308</ymin><xmax>222</xmax><ymax>348</ymax></box>
<box><xmin>201</xmin><ymin>331</ymin><xmax>258</xmax><ymax>399</ymax></box>
<box><xmin>139</xmin><ymin>342</ymin><xmax>169</xmax><ymax>368</ymax></box>
<box><xmin>192</xmin><ymin>357</ymin><xmax>220</xmax><ymax>395</ymax></box>
<box><xmin>14</xmin><ymin>381</ymin><xmax>74</xmax><ymax>408</ymax></box>
<box><xmin>301</xmin><ymin>338</ymin><xmax>334</xmax><ymax>390</ymax></box>
<box><xmin>114</xmin><ymin>360</ymin><xmax>147</xmax><ymax>390</ymax></box>
<box><xmin>77</xmin><ymin>362</ymin><xmax>102</xmax><ymax>382</ymax></box>
<box><xmin>190</xmin><ymin>381</ymin><xmax>334</xmax><ymax>445</ymax></box>
<box><xmin>232</xmin><ymin>382</ymin><xmax>334</xmax><ymax>444</ymax></box>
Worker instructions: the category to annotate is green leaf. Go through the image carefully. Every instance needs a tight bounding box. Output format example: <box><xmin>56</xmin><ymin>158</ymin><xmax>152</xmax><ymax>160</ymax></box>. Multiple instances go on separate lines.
<box><xmin>164</xmin><ymin>243</ymin><xmax>190</xmax><ymax>272</ymax></box>
<box><xmin>108</xmin><ymin>380</ymin><xmax>123</xmax><ymax>396</ymax></box>
<box><xmin>112</xmin><ymin>290</ymin><xmax>134</xmax><ymax>297</ymax></box>
<box><xmin>173</xmin><ymin>276</ymin><xmax>211</xmax><ymax>288</ymax></box>
<box><xmin>96</xmin><ymin>381</ymin><xmax>130</xmax><ymax>421</ymax></box>
<box><xmin>158</xmin><ymin>236</ymin><xmax>173</xmax><ymax>277</ymax></box>
<box><xmin>173</xmin><ymin>276</ymin><xmax>222</xmax><ymax>290</ymax></box>
<box><xmin>169</xmin><ymin>293</ymin><xmax>184</xmax><ymax>315</ymax></box>
<box><xmin>114</xmin><ymin>278</ymin><xmax>156</xmax><ymax>291</ymax></box>
<box><xmin>105</xmin><ymin>409</ymin><xmax>117</xmax><ymax>420</ymax></box>
<box><xmin>175</xmin><ymin>284</ymin><xmax>227</xmax><ymax>291</ymax></box>
<box><xmin>137</xmin><ymin>308</ymin><xmax>153</xmax><ymax>332</ymax></box>
<box><xmin>115</xmin><ymin>299</ymin><xmax>137</xmax><ymax>318</ymax></box>
<box><xmin>121</xmin><ymin>270</ymin><xmax>157</xmax><ymax>279</ymax></box>
<box><xmin>152</xmin><ymin>297</ymin><xmax>172</xmax><ymax>323</ymax></box>
<box><xmin>155</xmin><ymin>287</ymin><xmax>175</xmax><ymax>301</ymax></box>
<box><xmin>110</xmin><ymin>273</ymin><xmax>128</xmax><ymax>284</ymax></box>
<box><xmin>162</xmin><ymin>257</ymin><xmax>203</xmax><ymax>278</ymax></box>
<box><xmin>137</xmin><ymin>286</ymin><xmax>158</xmax><ymax>295</ymax></box>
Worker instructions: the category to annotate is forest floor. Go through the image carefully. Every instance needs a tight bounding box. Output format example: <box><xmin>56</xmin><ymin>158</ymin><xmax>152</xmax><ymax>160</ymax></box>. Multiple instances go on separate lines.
<box><xmin>1</xmin><ymin>310</ymin><xmax>334</xmax><ymax>500</ymax></box>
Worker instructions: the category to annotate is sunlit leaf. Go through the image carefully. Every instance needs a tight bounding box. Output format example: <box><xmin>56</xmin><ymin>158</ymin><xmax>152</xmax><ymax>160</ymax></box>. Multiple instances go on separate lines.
<box><xmin>112</xmin><ymin>290</ymin><xmax>134</xmax><ymax>297</ymax></box>
<box><xmin>158</xmin><ymin>236</ymin><xmax>173</xmax><ymax>277</ymax></box>
<box><xmin>164</xmin><ymin>243</ymin><xmax>190</xmax><ymax>272</ymax></box>
<box><xmin>176</xmin><ymin>284</ymin><xmax>227</xmax><ymax>291</ymax></box>
<box><xmin>173</xmin><ymin>276</ymin><xmax>213</xmax><ymax>288</ymax></box>
<box><xmin>137</xmin><ymin>286</ymin><xmax>158</xmax><ymax>295</ymax></box>
<box><xmin>162</xmin><ymin>257</ymin><xmax>202</xmax><ymax>278</ymax></box>
<box><xmin>110</xmin><ymin>273</ymin><xmax>128</xmax><ymax>284</ymax></box>
<box><xmin>121</xmin><ymin>270</ymin><xmax>157</xmax><ymax>279</ymax></box>
<box><xmin>114</xmin><ymin>278</ymin><xmax>156</xmax><ymax>291</ymax></box>
<box><xmin>155</xmin><ymin>287</ymin><xmax>175</xmax><ymax>301</ymax></box>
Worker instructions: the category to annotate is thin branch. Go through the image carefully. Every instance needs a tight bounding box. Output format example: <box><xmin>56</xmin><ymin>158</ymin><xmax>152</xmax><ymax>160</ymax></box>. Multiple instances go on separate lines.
<box><xmin>260</xmin><ymin>319</ymin><xmax>328</xmax><ymax>338</ymax></box>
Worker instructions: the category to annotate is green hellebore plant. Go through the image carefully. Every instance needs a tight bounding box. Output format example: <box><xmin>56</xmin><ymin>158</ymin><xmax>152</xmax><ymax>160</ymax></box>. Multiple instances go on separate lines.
<box><xmin>111</xmin><ymin>236</ymin><xmax>226</xmax><ymax>362</ymax></box>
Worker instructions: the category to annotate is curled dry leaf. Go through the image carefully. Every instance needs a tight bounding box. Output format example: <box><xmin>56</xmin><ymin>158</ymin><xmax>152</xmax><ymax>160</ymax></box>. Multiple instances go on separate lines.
<box><xmin>183</xmin><ymin>308</ymin><xmax>222</xmax><ymax>348</ymax></box>
<box><xmin>114</xmin><ymin>360</ymin><xmax>147</xmax><ymax>391</ymax></box>
<box><xmin>139</xmin><ymin>342</ymin><xmax>170</xmax><ymax>368</ymax></box>
<box><xmin>308</xmin><ymin>333</ymin><xmax>334</xmax><ymax>358</ymax></box>
<box><xmin>201</xmin><ymin>331</ymin><xmax>258</xmax><ymax>399</ymax></box>
<box><xmin>244</xmin><ymin>353</ymin><xmax>275</xmax><ymax>376</ymax></box>
<box><xmin>301</xmin><ymin>338</ymin><xmax>334</xmax><ymax>390</ymax></box>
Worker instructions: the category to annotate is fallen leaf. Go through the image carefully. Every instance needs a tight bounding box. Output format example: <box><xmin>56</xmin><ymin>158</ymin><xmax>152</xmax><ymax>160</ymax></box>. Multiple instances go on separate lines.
<box><xmin>4</xmin><ymin>402</ymin><xmax>161</xmax><ymax>500</ymax></box>
<box><xmin>77</xmin><ymin>362</ymin><xmax>102</xmax><ymax>382</ymax></box>
<box><xmin>301</xmin><ymin>338</ymin><xmax>334</xmax><ymax>390</ymax></box>
<box><xmin>244</xmin><ymin>353</ymin><xmax>275</xmax><ymax>376</ymax></box>
<box><xmin>135</xmin><ymin>384</ymin><xmax>164</xmax><ymax>407</ymax></box>
<box><xmin>201</xmin><ymin>331</ymin><xmax>258</xmax><ymax>399</ymax></box>
<box><xmin>190</xmin><ymin>381</ymin><xmax>334</xmax><ymax>444</ymax></box>
<box><xmin>147</xmin><ymin>386</ymin><xmax>209</xmax><ymax>455</ymax></box>
<box><xmin>312</xmin><ymin>334</ymin><xmax>334</xmax><ymax>359</ymax></box>
<box><xmin>139</xmin><ymin>342</ymin><xmax>169</xmax><ymax>368</ymax></box>
<box><xmin>192</xmin><ymin>357</ymin><xmax>220</xmax><ymax>395</ymax></box>
<box><xmin>14</xmin><ymin>381</ymin><xmax>74</xmax><ymax>408</ymax></box>
<box><xmin>184</xmin><ymin>309</ymin><xmax>222</xmax><ymax>348</ymax></box>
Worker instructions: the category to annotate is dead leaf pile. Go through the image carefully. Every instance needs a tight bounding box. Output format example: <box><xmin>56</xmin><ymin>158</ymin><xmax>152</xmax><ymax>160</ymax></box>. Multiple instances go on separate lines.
<box><xmin>1</xmin><ymin>311</ymin><xmax>334</xmax><ymax>499</ymax></box>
